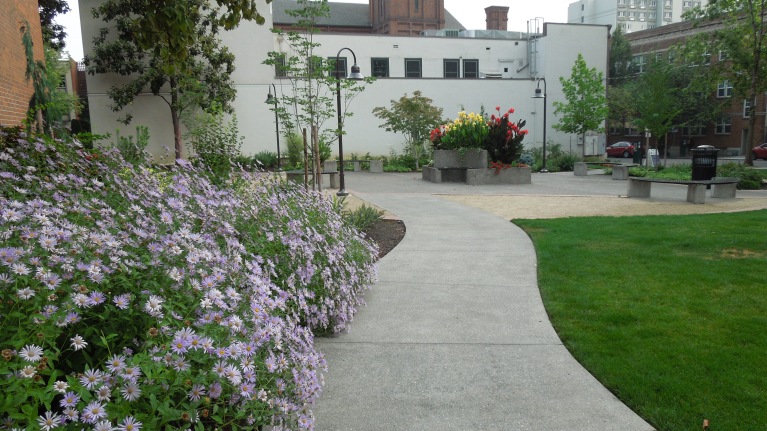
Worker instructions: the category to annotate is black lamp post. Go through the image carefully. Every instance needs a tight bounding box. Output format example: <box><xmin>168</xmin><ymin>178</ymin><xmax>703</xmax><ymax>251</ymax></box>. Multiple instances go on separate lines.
<box><xmin>334</xmin><ymin>47</ymin><xmax>364</xmax><ymax>196</ymax></box>
<box><xmin>532</xmin><ymin>77</ymin><xmax>548</xmax><ymax>173</ymax></box>
<box><xmin>265</xmin><ymin>84</ymin><xmax>281</xmax><ymax>171</ymax></box>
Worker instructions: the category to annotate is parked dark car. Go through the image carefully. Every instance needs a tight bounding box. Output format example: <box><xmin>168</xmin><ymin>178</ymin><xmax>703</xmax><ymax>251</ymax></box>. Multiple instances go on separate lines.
<box><xmin>606</xmin><ymin>141</ymin><xmax>636</xmax><ymax>158</ymax></box>
<box><xmin>753</xmin><ymin>143</ymin><xmax>767</xmax><ymax>160</ymax></box>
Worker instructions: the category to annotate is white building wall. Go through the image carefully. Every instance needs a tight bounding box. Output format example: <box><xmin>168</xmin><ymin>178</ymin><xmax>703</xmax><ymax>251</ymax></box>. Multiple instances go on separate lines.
<box><xmin>568</xmin><ymin>0</ymin><xmax>707</xmax><ymax>34</ymax></box>
<box><xmin>79</xmin><ymin>0</ymin><xmax>609</xmax><ymax>159</ymax></box>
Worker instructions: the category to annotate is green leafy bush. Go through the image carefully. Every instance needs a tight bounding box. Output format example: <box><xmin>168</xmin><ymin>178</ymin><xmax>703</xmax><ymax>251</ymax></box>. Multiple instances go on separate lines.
<box><xmin>254</xmin><ymin>150</ymin><xmax>279</xmax><ymax>169</ymax></box>
<box><xmin>187</xmin><ymin>108</ymin><xmax>243</xmax><ymax>181</ymax></box>
<box><xmin>285</xmin><ymin>132</ymin><xmax>304</xmax><ymax>167</ymax></box>
<box><xmin>718</xmin><ymin>163</ymin><xmax>767</xmax><ymax>190</ymax></box>
<box><xmin>344</xmin><ymin>204</ymin><xmax>385</xmax><ymax>231</ymax></box>
<box><xmin>115</xmin><ymin>125</ymin><xmax>149</xmax><ymax>166</ymax></box>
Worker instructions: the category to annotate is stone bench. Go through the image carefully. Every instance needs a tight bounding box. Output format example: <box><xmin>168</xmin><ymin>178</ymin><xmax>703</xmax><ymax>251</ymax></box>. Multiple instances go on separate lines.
<box><xmin>285</xmin><ymin>170</ymin><xmax>340</xmax><ymax>189</ymax></box>
<box><xmin>324</xmin><ymin>160</ymin><xmax>383</xmax><ymax>173</ymax></box>
<box><xmin>627</xmin><ymin>177</ymin><xmax>739</xmax><ymax>204</ymax></box>
<box><xmin>574</xmin><ymin>162</ymin><xmax>638</xmax><ymax>180</ymax></box>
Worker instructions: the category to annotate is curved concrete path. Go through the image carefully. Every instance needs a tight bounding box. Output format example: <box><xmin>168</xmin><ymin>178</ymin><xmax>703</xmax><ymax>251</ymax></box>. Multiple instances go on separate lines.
<box><xmin>314</xmin><ymin>179</ymin><xmax>656</xmax><ymax>430</ymax></box>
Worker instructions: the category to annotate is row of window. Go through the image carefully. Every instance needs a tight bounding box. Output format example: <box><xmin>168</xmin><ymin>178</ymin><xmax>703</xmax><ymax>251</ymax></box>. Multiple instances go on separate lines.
<box><xmin>275</xmin><ymin>56</ymin><xmax>481</xmax><ymax>79</ymax></box>
<box><xmin>617</xmin><ymin>0</ymin><xmax>679</xmax><ymax>7</ymax></box>
<box><xmin>612</xmin><ymin>118</ymin><xmax>731</xmax><ymax>137</ymax></box>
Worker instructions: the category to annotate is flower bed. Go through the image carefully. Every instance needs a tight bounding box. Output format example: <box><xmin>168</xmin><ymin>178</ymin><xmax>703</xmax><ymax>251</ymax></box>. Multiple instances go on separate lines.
<box><xmin>0</xmin><ymin>128</ymin><xmax>377</xmax><ymax>430</ymax></box>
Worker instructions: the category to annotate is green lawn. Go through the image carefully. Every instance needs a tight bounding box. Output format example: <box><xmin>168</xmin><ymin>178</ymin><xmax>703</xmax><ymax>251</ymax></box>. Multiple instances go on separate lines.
<box><xmin>515</xmin><ymin>210</ymin><xmax>767</xmax><ymax>431</ymax></box>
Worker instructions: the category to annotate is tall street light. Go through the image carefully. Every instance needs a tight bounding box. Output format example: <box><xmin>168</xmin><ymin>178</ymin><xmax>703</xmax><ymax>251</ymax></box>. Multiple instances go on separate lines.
<box><xmin>334</xmin><ymin>47</ymin><xmax>364</xmax><ymax>196</ymax></box>
<box><xmin>532</xmin><ymin>77</ymin><xmax>548</xmax><ymax>173</ymax></box>
<box><xmin>265</xmin><ymin>84</ymin><xmax>281</xmax><ymax>171</ymax></box>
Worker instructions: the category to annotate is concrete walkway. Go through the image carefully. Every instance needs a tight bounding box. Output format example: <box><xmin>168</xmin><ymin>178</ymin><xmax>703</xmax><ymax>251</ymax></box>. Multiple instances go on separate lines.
<box><xmin>314</xmin><ymin>173</ymin><xmax>657</xmax><ymax>430</ymax></box>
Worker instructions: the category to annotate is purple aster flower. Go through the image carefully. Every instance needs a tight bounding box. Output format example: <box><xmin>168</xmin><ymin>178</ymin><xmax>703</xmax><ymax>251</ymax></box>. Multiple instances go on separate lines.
<box><xmin>120</xmin><ymin>382</ymin><xmax>141</xmax><ymax>402</ymax></box>
<box><xmin>81</xmin><ymin>401</ymin><xmax>107</xmax><ymax>424</ymax></box>
<box><xmin>117</xmin><ymin>416</ymin><xmax>142</xmax><ymax>431</ymax></box>
<box><xmin>60</xmin><ymin>391</ymin><xmax>80</xmax><ymax>408</ymax></box>
<box><xmin>188</xmin><ymin>384</ymin><xmax>205</xmax><ymax>401</ymax></box>
<box><xmin>36</xmin><ymin>411</ymin><xmax>61</xmax><ymax>431</ymax></box>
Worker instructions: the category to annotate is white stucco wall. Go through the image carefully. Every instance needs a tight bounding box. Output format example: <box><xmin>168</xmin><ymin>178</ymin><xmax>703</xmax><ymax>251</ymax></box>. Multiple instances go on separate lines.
<box><xmin>79</xmin><ymin>0</ymin><xmax>609</xmax><ymax>159</ymax></box>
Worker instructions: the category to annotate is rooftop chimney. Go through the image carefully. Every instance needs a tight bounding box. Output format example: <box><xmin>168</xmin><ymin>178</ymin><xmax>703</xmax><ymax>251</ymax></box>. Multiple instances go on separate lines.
<box><xmin>485</xmin><ymin>6</ymin><xmax>510</xmax><ymax>31</ymax></box>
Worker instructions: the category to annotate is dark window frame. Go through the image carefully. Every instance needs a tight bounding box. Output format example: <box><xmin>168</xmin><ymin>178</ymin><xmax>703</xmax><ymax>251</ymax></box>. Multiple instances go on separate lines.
<box><xmin>463</xmin><ymin>59</ymin><xmax>479</xmax><ymax>78</ymax></box>
<box><xmin>443</xmin><ymin>59</ymin><xmax>460</xmax><ymax>78</ymax></box>
<box><xmin>371</xmin><ymin>57</ymin><xmax>389</xmax><ymax>78</ymax></box>
<box><xmin>328</xmin><ymin>56</ymin><xmax>347</xmax><ymax>78</ymax></box>
<box><xmin>405</xmin><ymin>58</ymin><xmax>422</xmax><ymax>78</ymax></box>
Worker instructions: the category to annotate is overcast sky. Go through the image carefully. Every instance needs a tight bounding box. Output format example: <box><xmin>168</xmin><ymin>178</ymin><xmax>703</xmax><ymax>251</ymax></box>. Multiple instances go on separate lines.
<box><xmin>57</xmin><ymin>0</ymin><xmax>573</xmax><ymax>61</ymax></box>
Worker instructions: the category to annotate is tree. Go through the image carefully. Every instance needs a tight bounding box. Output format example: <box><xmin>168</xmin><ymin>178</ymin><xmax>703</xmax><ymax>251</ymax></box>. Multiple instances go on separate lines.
<box><xmin>372</xmin><ymin>91</ymin><xmax>443</xmax><ymax>169</ymax></box>
<box><xmin>609</xmin><ymin>26</ymin><xmax>634</xmax><ymax>85</ymax></box>
<box><xmin>39</xmin><ymin>0</ymin><xmax>70</xmax><ymax>52</ymax></box>
<box><xmin>630</xmin><ymin>60</ymin><xmax>682</xmax><ymax>156</ymax></box>
<box><xmin>553</xmin><ymin>53</ymin><xmax>609</xmax><ymax>157</ymax></box>
<box><xmin>86</xmin><ymin>0</ymin><xmax>256</xmax><ymax>160</ymax></box>
<box><xmin>687</xmin><ymin>0</ymin><xmax>767</xmax><ymax>165</ymax></box>
<box><xmin>263</xmin><ymin>0</ymin><xmax>371</xmax><ymax>166</ymax></box>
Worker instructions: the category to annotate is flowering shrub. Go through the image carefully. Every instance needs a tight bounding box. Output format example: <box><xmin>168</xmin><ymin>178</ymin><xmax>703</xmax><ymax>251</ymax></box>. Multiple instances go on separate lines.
<box><xmin>430</xmin><ymin>111</ymin><xmax>488</xmax><ymax>151</ymax></box>
<box><xmin>485</xmin><ymin>106</ymin><xmax>528</xmax><ymax>165</ymax></box>
<box><xmin>429</xmin><ymin>107</ymin><xmax>528</xmax><ymax>165</ymax></box>
<box><xmin>0</xmin><ymin>127</ymin><xmax>377</xmax><ymax>430</ymax></box>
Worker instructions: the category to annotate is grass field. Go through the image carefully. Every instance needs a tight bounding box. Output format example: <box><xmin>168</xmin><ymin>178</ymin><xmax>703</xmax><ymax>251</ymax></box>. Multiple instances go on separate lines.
<box><xmin>515</xmin><ymin>210</ymin><xmax>767</xmax><ymax>431</ymax></box>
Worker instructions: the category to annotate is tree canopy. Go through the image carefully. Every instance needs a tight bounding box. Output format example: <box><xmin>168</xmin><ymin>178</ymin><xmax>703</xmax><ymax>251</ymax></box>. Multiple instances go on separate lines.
<box><xmin>38</xmin><ymin>0</ymin><xmax>70</xmax><ymax>51</ymax></box>
<box><xmin>86</xmin><ymin>0</ymin><xmax>264</xmax><ymax>159</ymax></box>
<box><xmin>686</xmin><ymin>0</ymin><xmax>767</xmax><ymax>164</ymax></box>
<box><xmin>372</xmin><ymin>91</ymin><xmax>443</xmax><ymax>169</ymax></box>
<box><xmin>553</xmin><ymin>53</ymin><xmax>608</xmax><ymax>156</ymax></box>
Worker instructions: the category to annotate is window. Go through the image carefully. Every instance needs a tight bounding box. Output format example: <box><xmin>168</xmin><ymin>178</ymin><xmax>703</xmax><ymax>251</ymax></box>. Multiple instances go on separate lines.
<box><xmin>649</xmin><ymin>12</ymin><xmax>656</xmax><ymax>19</ymax></box>
<box><xmin>414</xmin><ymin>0</ymin><xmax>419</xmax><ymax>11</ymax></box>
<box><xmin>618</xmin><ymin>10</ymin><xmax>626</xmax><ymax>18</ymax></box>
<box><xmin>683</xmin><ymin>0</ymin><xmax>692</xmax><ymax>7</ymax></box>
<box><xmin>618</xmin><ymin>0</ymin><xmax>626</xmax><ymax>4</ymax></box>
<box><xmin>664</xmin><ymin>0</ymin><xmax>672</xmax><ymax>7</ymax></box>
<box><xmin>405</xmin><ymin>58</ymin><xmax>422</xmax><ymax>78</ymax></box>
<box><xmin>743</xmin><ymin>99</ymin><xmax>752</xmax><ymax>118</ymax></box>
<box><xmin>581</xmin><ymin>4</ymin><xmax>584</xmax><ymax>10</ymax></box>
<box><xmin>328</xmin><ymin>57</ymin><xmax>347</xmax><ymax>78</ymax></box>
<box><xmin>639</xmin><ymin>0</ymin><xmax>647</xmax><ymax>7</ymax></box>
<box><xmin>632</xmin><ymin>54</ymin><xmax>646</xmax><ymax>73</ymax></box>
<box><xmin>663</xmin><ymin>11</ymin><xmax>672</xmax><ymax>19</ymax></box>
<box><xmin>463</xmin><ymin>59</ymin><xmax>479</xmax><ymax>78</ymax></box>
<box><xmin>625</xmin><ymin>126</ymin><xmax>641</xmax><ymax>136</ymax></box>
<box><xmin>639</xmin><ymin>12</ymin><xmax>646</xmax><ymax>19</ymax></box>
<box><xmin>273</xmin><ymin>53</ymin><xmax>288</xmax><ymax>78</ymax></box>
<box><xmin>682</xmin><ymin>124</ymin><xmax>706</xmax><ymax>136</ymax></box>
<box><xmin>717</xmin><ymin>80</ymin><xmax>733</xmax><ymax>98</ymax></box>
<box><xmin>715</xmin><ymin>117</ymin><xmax>732</xmax><ymax>134</ymax></box>
<box><xmin>702</xmin><ymin>50</ymin><xmax>711</xmax><ymax>65</ymax></box>
<box><xmin>655</xmin><ymin>52</ymin><xmax>664</xmax><ymax>62</ymax></box>
<box><xmin>649</xmin><ymin>0</ymin><xmax>657</xmax><ymax>6</ymax></box>
<box><xmin>308</xmin><ymin>56</ymin><xmax>323</xmax><ymax>78</ymax></box>
<box><xmin>371</xmin><ymin>58</ymin><xmax>389</xmax><ymax>77</ymax></box>
<box><xmin>443</xmin><ymin>59</ymin><xmax>460</xmax><ymax>78</ymax></box>
<box><xmin>718</xmin><ymin>50</ymin><xmax>728</xmax><ymax>61</ymax></box>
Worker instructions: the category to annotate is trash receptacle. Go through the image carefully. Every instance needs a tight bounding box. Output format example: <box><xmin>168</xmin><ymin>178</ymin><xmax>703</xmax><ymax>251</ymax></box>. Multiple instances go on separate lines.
<box><xmin>691</xmin><ymin>145</ymin><xmax>719</xmax><ymax>181</ymax></box>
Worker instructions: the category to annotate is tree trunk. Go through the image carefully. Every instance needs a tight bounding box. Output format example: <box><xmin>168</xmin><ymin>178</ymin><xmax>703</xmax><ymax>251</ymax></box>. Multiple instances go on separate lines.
<box><xmin>170</xmin><ymin>77</ymin><xmax>183</xmax><ymax>161</ymax></box>
<box><xmin>744</xmin><ymin>91</ymin><xmax>757</xmax><ymax>166</ymax></box>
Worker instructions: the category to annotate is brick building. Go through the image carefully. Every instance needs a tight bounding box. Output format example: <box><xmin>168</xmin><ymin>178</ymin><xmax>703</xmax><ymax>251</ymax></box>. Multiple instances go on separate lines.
<box><xmin>272</xmin><ymin>0</ymin><xmax>465</xmax><ymax>35</ymax></box>
<box><xmin>609</xmin><ymin>19</ymin><xmax>767</xmax><ymax>156</ymax></box>
<box><xmin>0</xmin><ymin>1</ymin><xmax>44</xmax><ymax>127</ymax></box>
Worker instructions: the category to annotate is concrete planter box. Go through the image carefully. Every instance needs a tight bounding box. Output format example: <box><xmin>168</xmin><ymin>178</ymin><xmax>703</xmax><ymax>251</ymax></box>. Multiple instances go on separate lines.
<box><xmin>432</xmin><ymin>149</ymin><xmax>487</xmax><ymax>169</ymax></box>
<box><xmin>466</xmin><ymin>167</ymin><xmax>532</xmax><ymax>185</ymax></box>
<box><xmin>423</xmin><ymin>166</ymin><xmax>531</xmax><ymax>185</ymax></box>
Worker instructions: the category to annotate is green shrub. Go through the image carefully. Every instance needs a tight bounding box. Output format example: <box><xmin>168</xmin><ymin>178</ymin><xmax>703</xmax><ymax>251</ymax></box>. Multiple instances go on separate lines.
<box><xmin>718</xmin><ymin>163</ymin><xmax>767</xmax><ymax>190</ymax></box>
<box><xmin>285</xmin><ymin>132</ymin><xmax>304</xmax><ymax>166</ymax></box>
<box><xmin>254</xmin><ymin>151</ymin><xmax>279</xmax><ymax>169</ymax></box>
<box><xmin>115</xmin><ymin>125</ymin><xmax>149</xmax><ymax>166</ymax></box>
<box><xmin>187</xmin><ymin>108</ymin><xmax>243</xmax><ymax>182</ymax></box>
<box><xmin>344</xmin><ymin>204</ymin><xmax>385</xmax><ymax>231</ymax></box>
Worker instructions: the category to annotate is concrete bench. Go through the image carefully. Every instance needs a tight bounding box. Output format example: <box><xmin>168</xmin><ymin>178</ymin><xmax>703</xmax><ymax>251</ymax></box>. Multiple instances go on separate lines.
<box><xmin>627</xmin><ymin>177</ymin><xmax>739</xmax><ymax>204</ymax></box>
<box><xmin>285</xmin><ymin>170</ymin><xmax>340</xmax><ymax>189</ymax></box>
<box><xmin>574</xmin><ymin>162</ymin><xmax>638</xmax><ymax>180</ymax></box>
<box><xmin>324</xmin><ymin>160</ymin><xmax>383</xmax><ymax>173</ymax></box>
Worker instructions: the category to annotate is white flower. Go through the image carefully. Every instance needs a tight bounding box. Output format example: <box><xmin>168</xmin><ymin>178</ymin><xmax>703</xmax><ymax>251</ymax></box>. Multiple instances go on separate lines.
<box><xmin>20</xmin><ymin>365</ymin><xmax>36</xmax><ymax>378</ymax></box>
<box><xmin>70</xmin><ymin>335</ymin><xmax>88</xmax><ymax>351</ymax></box>
<box><xmin>19</xmin><ymin>344</ymin><xmax>44</xmax><ymax>362</ymax></box>
<box><xmin>52</xmin><ymin>381</ymin><xmax>69</xmax><ymax>393</ymax></box>
<box><xmin>37</xmin><ymin>411</ymin><xmax>60</xmax><ymax>431</ymax></box>
<box><xmin>16</xmin><ymin>287</ymin><xmax>35</xmax><ymax>299</ymax></box>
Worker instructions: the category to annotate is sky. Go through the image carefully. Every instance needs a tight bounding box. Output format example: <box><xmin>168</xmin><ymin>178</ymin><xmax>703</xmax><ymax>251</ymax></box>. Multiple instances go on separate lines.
<box><xmin>57</xmin><ymin>0</ymin><xmax>573</xmax><ymax>61</ymax></box>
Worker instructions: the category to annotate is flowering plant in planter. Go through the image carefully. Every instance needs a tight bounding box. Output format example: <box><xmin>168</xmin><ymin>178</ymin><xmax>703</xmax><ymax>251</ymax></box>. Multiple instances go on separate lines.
<box><xmin>430</xmin><ymin>111</ymin><xmax>489</xmax><ymax>151</ymax></box>
<box><xmin>485</xmin><ymin>106</ymin><xmax>528</xmax><ymax>165</ymax></box>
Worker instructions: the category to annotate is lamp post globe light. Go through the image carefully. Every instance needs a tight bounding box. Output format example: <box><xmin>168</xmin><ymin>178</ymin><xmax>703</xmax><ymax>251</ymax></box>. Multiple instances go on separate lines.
<box><xmin>532</xmin><ymin>77</ymin><xmax>548</xmax><ymax>173</ymax></box>
<box><xmin>334</xmin><ymin>47</ymin><xmax>364</xmax><ymax>197</ymax></box>
<box><xmin>265</xmin><ymin>84</ymin><xmax>281</xmax><ymax>171</ymax></box>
